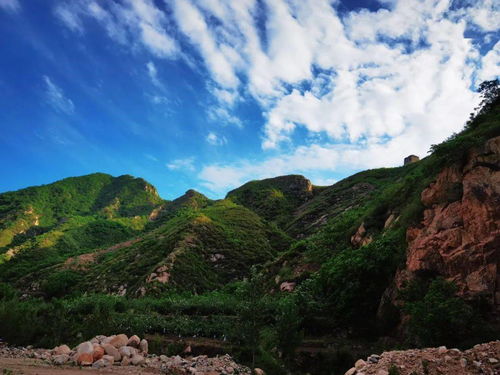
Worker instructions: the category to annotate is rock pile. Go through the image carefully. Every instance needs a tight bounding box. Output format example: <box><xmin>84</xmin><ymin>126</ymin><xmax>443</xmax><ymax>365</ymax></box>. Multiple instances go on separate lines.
<box><xmin>344</xmin><ymin>341</ymin><xmax>500</xmax><ymax>375</ymax></box>
<box><xmin>0</xmin><ymin>334</ymin><xmax>253</xmax><ymax>374</ymax></box>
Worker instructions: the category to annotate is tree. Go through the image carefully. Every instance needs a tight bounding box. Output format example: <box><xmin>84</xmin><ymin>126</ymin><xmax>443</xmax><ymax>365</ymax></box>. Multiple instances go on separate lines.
<box><xmin>467</xmin><ymin>79</ymin><xmax>500</xmax><ymax>127</ymax></box>
<box><xmin>235</xmin><ymin>267</ymin><xmax>268</xmax><ymax>369</ymax></box>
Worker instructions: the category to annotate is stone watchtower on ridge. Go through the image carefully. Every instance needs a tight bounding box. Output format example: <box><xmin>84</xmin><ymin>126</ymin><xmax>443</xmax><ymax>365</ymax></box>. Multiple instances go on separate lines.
<box><xmin>404</xmin><ymin>155</ymin><xmax>420</xmax><ymax>165</ymax></box>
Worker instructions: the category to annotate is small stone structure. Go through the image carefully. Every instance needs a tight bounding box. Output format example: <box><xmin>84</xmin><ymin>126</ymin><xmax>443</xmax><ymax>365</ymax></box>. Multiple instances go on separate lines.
<box><xmin>404</xmin><ymin>155</ymin><xmax>420</xmax><ymax>165</ymax></box>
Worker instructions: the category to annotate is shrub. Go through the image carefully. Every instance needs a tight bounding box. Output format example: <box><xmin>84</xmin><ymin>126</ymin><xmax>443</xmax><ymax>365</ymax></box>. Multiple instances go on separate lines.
<box><xmin>403</xmin><ymin>278</ymin><xmax>474</xmax><ymax>347</ymax></box>
<box><xmin>42</xmin><ymin>270</ymin><xmax>82</xmax><ymax>299</ymax></box>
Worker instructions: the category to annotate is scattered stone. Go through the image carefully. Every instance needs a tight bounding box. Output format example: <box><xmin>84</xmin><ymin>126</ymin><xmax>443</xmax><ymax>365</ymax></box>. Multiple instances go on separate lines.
<box><xmin>355</xmin><ymin>359</ymin><xmax>366</xmax><ymax>369</ymax></box>
<box><xmin>460</xmin><ymin>358</ymin><xmax>467</xmax><ymax>368</ymax></box>
<box><xmin>110</xmin><ymin>333</ymin><xmax>128</xmax><ymax>348</ymax></box>
<box><xmin>438</xmin><ymin>346</ymin><xmax>447</xmax><ymax>354</ymax></box>
<box><xmin>76</xmin><ymin>341</ymin><xmax>93</xmax><ymax>355</ymax></box>
<box><xmin>131</xmin><ymin>354</ymin><xmax>145</xmax><ymax>366</ymax></box>
<box><xmin>488</xmin><ymin>358</ymin><xmax>498</xmax><ymax>364</ymax></box>
<box><xmin>102</xmin><ymin>343</ymin><xmax>121</xmax><ymax>362</ymax></box>
<box><xmin>254</xmin><ymin>368</ymin><xmax>265</xmax><ymax>375</ymax></box>
<box><xmin>92</xmin><ymin>358</ymin><xmax>108</xmax><ymax>369</ymax></box>
<box><xmin>127</xmin><ymin>335</ymin><xmax>141</xmax><ymax>348</ymax></box>
<box><xmin>119</xmin><ymin>345</ymin><xmax>137</xmax><ymax>358</ymax></box>
<box><xmin>53</xmin><ymin>344</ymin><xmax>71</xmax><ymax>355</ymax></box>
<box><xmin>102</xmin><ymin>355</ymin><xmax>115</xmax><ymax>366</ymax></box>
<box><xmin>76</xmin><ymin>352</ymin><xmax>93</xmax><ymax>366</ymax></box>
<box><xmin>92</xmin><ymin>345</ymin><xmax>105</xmax><ymax>361</ymax></box>
<box><xmin>102</xmin><ymin>335</ymin><xmax>116</xmax><ymax>345</ymax></box>
<box><xmin>121</xmin><ymin>356</ymin><xmax>131</xmax><ymax>366</ymax></box>
<box><xmin>376</xmin><ymin>370</ymin><xmax>388</xmax><ymax>375</ymax></box>
<box><xmin>52</xmin><ymin>354</ymin><xmax>69</xmax><ymax>365</ymax></box>
<box><xmin>139</xmin><ymin>338</ymin><xmax>149</xmax><ymax>354</ymax></box>
<box><xmin>345</xmin><ymin>367</ymin><xmax>356</xmax><ymax>375</ymax></box>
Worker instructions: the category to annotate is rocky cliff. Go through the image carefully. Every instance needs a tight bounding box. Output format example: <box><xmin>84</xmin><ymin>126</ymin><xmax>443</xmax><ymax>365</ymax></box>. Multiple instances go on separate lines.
<box><xmin>397</xmin><ymin>136</ymin><xmax>500</xmax><ymax>309</ymax></box>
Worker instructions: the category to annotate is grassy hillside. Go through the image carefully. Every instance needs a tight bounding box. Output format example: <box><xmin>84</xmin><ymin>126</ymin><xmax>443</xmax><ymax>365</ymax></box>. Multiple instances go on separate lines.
<box><xmin>0</xmin><ymin>173</ymin><xmax>163</xmax><ymax>250</ymax></box>
<box><xmin>226</xmin><ymin>175</ymin><xmax>315</xmax><ymax>229</ymax></box>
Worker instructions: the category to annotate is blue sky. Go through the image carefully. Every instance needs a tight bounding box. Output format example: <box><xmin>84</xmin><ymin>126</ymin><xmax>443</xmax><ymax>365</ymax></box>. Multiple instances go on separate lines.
<box><xmin>0</xmin><ymin>0</ymin><xmax>498</xmax><ymax>199</ymax></box>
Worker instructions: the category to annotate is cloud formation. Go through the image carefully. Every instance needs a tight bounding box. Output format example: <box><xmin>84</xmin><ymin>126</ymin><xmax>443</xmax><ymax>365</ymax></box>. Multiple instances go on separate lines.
<box><xmin>43</xmin><ymin>76</ymin><xmax>75</xmax><ymax>115</ymax></box>
<box><xmin>52</xmin><ymin>0</ymin><xmax>499</xmax><ymax>194</ymax></box>
<box><xmin>166</xmin><ymin>157</ymin><xmax>196</xmax><ymax>171</ymax></box>
<box><xmin>55</xmin><ymin>0</ymin><xmax>178</xmax><ymax>58</ymax></box>
<box><xmin>206</xmin><ymin>132</ymin><xmax>227</xmax><ymax>146</ymax></box>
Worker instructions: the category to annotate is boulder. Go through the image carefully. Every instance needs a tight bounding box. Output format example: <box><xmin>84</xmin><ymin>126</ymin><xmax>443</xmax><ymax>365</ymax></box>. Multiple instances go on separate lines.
<box><xmin>110</xmin><ymin>334</ymin><xmax>128</xmax><ymax>348</ymax></box>
<box><xmin>121</xmin><ymin>356</ymin><xmax>131</xmax><ymax>366</ymax></box>
<box><xmin>92</xmin><ymin>359</ymin><xmax>108</xmax><ymax>369</ymax></box>
<box><xmin>131</xmin><ymin>354</ymin><xmax>145</xmax><ymax>366</ymax></box>
<box><xmin>77</xmin><ymin>352</ymin><xmax>94</xmax><ymax>366</ymax></box>
<box><xmin>344</xmin><ymin>368</ymin><xmax>356</xmax><ymax>375</ymax></box>
<box><xmin>254</xmin><ymin>369</ymin><xmax>265</xmax><ymax>375</ymax></box>
<box><xmin>53</xmin><ymin>354</ymin><xmax>69</xmax><ymax>365</ymax></box>
<box><xmin>95</xmin><ymin>335</ymin><xmax>107</xmax><ymax>343</ymax></box>
<box><xmin>438</xmin><ymin>346</ymin><xmax>447</xmax><ymax>354</ymax></box>
<box><xmin>76</xmin><ymin>341</ymin><xmax>94</xmax><ymax>355</ymax></box>
<box><xmin>53</xmin><ymin>345</ymin><xmax>71</xmax><ymax>356</ymax></box>
<box><xmin>102</xmin><ymin>355</ymin><xmax>115</xmax><ymax>366</ymax></box>
<box><xmin>127</xmin><ymin>335</ymin><xmax>141</xmax><ymax>348</ymax></box>
<box><xmin>355</xmin><ymin>359</ymin><xmax>366</xmax><ymax>369</ymax></box>
<box><xmin>139</xmin><ymin>339</ymin><xmax>148</xmax><ymax>354</ymax></box>
<box><xmin>92</xmin><ymin>345</ymin><xmax>105</xmax><ymax>361</ymax></box>
<box><xmin>119</xmin><ymin>346</ymin><xmax>137</xmax><ymax>358</ymax></box>
<box><xmin>102</xmin><ymin>335</ymin><xmax>116</xmax><ymax>345</ymax></box>
<box><xmin>102</xmin><ymin>343</ymin><xmax>121</xmax><ymax>362</ymax></box>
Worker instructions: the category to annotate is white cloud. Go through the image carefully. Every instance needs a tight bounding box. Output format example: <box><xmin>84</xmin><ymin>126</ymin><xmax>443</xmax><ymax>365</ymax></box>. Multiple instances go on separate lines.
<box><xmin>146</xmin><ymin>61</ymin><xmax>161</xmax><ymax>87</ymax></box>
<box><xmin>55</xmin><ymin>0</ymin><xmax>178</xmax><ymax>58</ymax></box>
<box><xmin>478</xmin><ymin>41</ymin><xmax>500</xmax><ymax>82</ymax></box>
<box><xmin>206</xmin><ymin>132</ymin><xmax>227</xmax><ymax>146</ymax></box>
<box><xmin>0</xmin><ymin>0</ymin><xmax>20</xmax><ymax>13</ymax></box>
<box><xmin>207</xmin><ymin>106</ymin><xmax>242</xmax><ymax>127</ymax></box>
<box><xmin>43</xmin><ymin>75</ymin><xmax>75</xmax><ymax>115</ymax></box>
<box><xmin>166</xmin><ymin>157</ymin><xmax>196</xmax><ymax>171</ymax></box>
<box><xmin>451</xmin><ymin>0</ymin><xmax>500</xmax><ymax>32</ymax></box>
<box><xmin>171</xmin><ymin>0</ymin><xmax>239</xmax><ymax>88</ymax></box>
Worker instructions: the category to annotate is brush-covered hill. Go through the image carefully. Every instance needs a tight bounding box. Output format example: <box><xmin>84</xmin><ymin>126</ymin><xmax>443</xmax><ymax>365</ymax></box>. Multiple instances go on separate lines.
<box><xmin>0</xmin><ymin>181</ymin><xmax>290</xmax><ymax>297</ymax></box>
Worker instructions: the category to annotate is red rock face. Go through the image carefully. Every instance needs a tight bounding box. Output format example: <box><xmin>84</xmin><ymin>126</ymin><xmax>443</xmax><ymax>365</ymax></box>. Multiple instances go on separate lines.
<box><xmin>398</xmin><ymin>136</ymin><xmax>500</xmax><ymax>308</ymax></box>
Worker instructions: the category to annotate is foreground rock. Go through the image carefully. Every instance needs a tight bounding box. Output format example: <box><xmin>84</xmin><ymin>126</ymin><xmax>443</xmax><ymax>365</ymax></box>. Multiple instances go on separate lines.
<box><xmin>0</xmin><ymin>334</ymin><xmax>251</xmax><ymax>374</ymax></box>
<box><xmin>345</xmin><ymin>341</ymin><xmax>500</xmax><ymax>375</ymax></box>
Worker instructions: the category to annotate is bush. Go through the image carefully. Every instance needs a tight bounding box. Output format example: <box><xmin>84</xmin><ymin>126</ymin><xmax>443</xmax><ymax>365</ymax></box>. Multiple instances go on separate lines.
<box><xmin>403</xmin><ymin>278</ymin><xmax>474</xmax><ymax>347</ymax></box>
<box><xmin>42</xmin><ymin>270</ymin><xmax>83</xmax><ymax>299</ymax></box>
<box><xmin>314</xmin><ymin>229</ymin><xmax>406</xmax><ymax>330</ymax></box>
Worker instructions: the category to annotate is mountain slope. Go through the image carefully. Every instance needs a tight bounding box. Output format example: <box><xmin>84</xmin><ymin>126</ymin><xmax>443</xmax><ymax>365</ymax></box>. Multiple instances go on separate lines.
<box><xmin>226</xmin><ymin>175</ymin><xmax>315</xmax><ymax>229</ymax></box>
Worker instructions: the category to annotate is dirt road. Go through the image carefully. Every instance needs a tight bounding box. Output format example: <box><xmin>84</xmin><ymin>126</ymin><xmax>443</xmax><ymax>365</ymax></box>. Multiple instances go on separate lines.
<box><xmin>0</xmin><ymin>357</ymin><xmax>161</xmax><ymax>375</ymax></box>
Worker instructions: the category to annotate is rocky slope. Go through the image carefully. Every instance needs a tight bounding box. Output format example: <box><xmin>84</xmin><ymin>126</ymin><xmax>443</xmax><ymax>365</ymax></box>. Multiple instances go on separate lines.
<box><xmin>344</xmin><ymin>341</ymin><xmax>500</xmax><ymax>375</ymax></box>
<box><xmin>396</xmin><ymin>135</ymin><xmax>500</xmax><ymax>309</ymax></box>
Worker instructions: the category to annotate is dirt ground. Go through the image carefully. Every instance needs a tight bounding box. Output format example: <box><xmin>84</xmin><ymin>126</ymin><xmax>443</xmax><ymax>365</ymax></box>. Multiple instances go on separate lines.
<box><xmin>0</xmin><ymin>357</ymin><xmax>161</xmax><ymax>375</ymax></box>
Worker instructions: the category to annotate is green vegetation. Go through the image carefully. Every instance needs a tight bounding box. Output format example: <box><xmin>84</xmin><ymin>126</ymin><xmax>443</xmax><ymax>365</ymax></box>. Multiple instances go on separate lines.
<box><xmin>0</xmin><ymin>89</ymin><xmax>499</xmax><ymax>374</ymax></box>
<box><xmin>401</xmin><ymin>277</ymin><xmax>493</xmax><ymax>348</ymax></box>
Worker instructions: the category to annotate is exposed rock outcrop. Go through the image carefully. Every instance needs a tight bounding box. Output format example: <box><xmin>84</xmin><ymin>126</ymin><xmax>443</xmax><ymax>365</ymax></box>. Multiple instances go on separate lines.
<box><xmin>396</xmin><ymin>136</ymin><xmax>500</xmax><ymax>308</ymax></box>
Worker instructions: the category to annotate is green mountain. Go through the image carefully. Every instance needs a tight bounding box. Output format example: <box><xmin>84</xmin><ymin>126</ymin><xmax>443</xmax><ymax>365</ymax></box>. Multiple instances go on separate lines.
<box><xmin>0</xmin><ymin>83</ymin><xmax>499</xmax><ymax>375</ymax></box>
